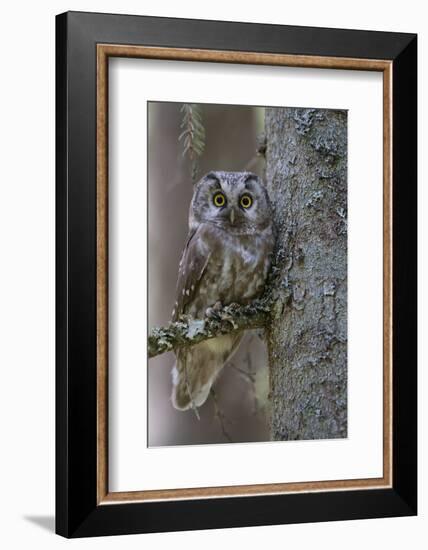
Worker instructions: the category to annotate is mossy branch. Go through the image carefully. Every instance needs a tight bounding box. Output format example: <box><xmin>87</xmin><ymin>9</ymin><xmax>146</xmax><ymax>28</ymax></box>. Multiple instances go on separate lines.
<box><xmin>148</xmin><ymin>298</ymin><xmax>272</xmax><ymax>359</ymax></box>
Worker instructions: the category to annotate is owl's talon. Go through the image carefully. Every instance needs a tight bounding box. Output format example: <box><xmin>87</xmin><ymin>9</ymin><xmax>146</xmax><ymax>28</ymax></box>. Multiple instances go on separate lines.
<box><xmin>205</xmin><ymin>307</ymin><xmax>220</xmax><ymax>320</ymax></box>
<box><xmin>227</xmin><ymin>302</ymin><xmax>240</xmax><ymax>313</ymax></box>
<box><xmin>205</xmin><ymin>301</ymin><xmax>223</xmax><ymax>320</ymax></box>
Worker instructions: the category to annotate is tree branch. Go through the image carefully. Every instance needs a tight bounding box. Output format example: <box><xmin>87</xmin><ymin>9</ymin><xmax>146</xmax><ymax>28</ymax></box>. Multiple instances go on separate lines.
<box><xmin>148</xmin><ymin>298</ymin><xmax>271</xmax><ymax>359</ymax></box>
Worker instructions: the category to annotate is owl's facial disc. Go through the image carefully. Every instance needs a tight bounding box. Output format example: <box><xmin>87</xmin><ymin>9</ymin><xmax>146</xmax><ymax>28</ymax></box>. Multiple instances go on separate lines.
<box><xmin>191</xmin><ymin>171</ymin><xmax>271</xmax><ymax>234</ymax></box>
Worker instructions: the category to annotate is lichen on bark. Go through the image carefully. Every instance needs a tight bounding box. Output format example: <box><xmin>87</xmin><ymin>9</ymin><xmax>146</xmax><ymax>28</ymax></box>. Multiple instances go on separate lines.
<box><xmin>148</xmin><ymin>298</ymin><xmax>271</xmax><ymax>358</ymax></box>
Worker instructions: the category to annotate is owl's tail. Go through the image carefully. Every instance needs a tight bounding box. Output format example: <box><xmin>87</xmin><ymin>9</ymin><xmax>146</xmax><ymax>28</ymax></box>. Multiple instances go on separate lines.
<box><xmin>171</xmin><ymin>347</ymin><xmax>217</xmax><ymax>411</ymax></box>
<box><xmin>171</xmin><ymin>334</ymin><xmax>242</xmax><ymax>411</ymax></box>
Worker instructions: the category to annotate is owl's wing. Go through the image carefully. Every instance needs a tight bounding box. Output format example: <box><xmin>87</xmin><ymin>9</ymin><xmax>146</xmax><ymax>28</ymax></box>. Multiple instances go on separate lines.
<box><xmin>172</xmin><ymin>226</ymin><xmax>211</xmax><ymax>322</ymax></box>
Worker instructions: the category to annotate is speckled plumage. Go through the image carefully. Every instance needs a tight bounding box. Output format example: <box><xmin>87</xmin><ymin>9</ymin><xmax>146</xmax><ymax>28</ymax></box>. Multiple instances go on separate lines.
<box><xmin>171</xmin><ymin>171</ymin><xmax>274</xmax><ymax>411</ymax></box>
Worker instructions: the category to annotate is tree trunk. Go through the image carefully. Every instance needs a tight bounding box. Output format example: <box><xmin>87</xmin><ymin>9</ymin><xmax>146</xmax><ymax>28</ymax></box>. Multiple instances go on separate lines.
<box><xmin>265</xmin><ymin>107</ymin><xmax>348</xmax><ymax>441</ymax></box>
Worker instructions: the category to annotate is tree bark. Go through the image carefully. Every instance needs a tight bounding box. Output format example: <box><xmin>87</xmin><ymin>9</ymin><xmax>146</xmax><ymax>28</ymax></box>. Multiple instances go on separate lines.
<box><xmin>265</xmin><ymin>107</ymin><xmax>348</xmax><ymax>441</ymax></box>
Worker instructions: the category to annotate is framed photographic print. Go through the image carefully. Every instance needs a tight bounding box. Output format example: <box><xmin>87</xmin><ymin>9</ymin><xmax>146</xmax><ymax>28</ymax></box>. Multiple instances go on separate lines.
<box><xmin>56</xmin><ymin>11</ymin><xmax>417</xmax><ymax>538</ymax></box>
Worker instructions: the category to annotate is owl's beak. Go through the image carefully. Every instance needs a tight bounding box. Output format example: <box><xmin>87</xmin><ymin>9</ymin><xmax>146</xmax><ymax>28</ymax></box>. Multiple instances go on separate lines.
<box><xmin>229</xmin><ymin>208</ymin><xmax>235</xmax><ymax>225</ymax></box>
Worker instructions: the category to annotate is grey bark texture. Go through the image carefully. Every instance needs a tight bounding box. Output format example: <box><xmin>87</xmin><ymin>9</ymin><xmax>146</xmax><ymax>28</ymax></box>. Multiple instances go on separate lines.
<box><xmin>265</xmin><ymin>107</ymin><xmax>348</xmax><ymax>441</ymax></box>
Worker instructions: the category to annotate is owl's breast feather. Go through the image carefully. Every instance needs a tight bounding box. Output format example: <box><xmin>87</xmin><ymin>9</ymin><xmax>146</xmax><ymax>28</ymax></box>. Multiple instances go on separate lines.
<box><xmin>201</xmin><ymin>225</ymin><xmax>273</xmax><ymax>306</ymax></box>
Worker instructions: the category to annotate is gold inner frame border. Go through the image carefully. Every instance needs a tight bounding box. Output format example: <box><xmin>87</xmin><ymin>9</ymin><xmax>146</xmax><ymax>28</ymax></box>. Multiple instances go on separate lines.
<box><xmin>96</xmin><ymin>44</ymin><xmax>393</xmax><ymax>504</ymax></box>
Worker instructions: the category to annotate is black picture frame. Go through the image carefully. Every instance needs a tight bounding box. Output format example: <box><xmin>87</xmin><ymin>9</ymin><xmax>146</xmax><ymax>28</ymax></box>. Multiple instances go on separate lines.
<box><xmin>56</xmin><ymin>11</ymin><xmax>417</xmax><ymax>538</ymax></box>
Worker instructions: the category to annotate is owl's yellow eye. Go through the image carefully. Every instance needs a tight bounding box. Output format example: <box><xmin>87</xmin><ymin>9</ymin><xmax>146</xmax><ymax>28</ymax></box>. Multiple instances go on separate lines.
<box><xmin>240</xmin><ymin>194</ymin><xmax>253</xmax><ymax>209</ymax></box>
<box><xmin>213</xmin><ymin>192</ymin><xmax>226</xmax><ymax>207</ymax></box>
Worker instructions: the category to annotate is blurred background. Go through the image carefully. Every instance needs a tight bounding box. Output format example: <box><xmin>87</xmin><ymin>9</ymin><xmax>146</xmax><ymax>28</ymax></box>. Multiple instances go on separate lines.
<box><xmin>148</xmin><ymin>102</ymin><xmax>271</xmax><ymax>446</ymax></box>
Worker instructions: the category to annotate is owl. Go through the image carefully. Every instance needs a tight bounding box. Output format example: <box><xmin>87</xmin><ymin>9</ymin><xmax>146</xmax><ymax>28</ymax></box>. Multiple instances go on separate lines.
<box><xmin>171</xmin><ymin>171</ymin><xmax>274</xmax><ymax>411</ymax></box>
